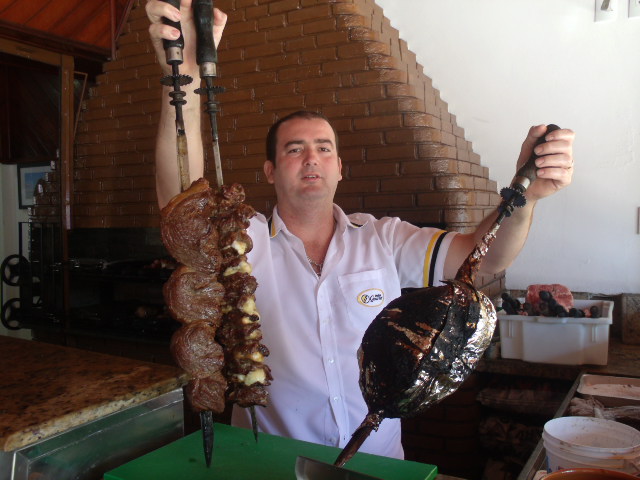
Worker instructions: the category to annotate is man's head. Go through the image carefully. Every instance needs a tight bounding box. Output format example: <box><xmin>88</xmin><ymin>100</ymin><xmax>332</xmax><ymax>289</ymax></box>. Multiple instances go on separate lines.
<box><xmin>262</xmin><ymin>110</ymin><xmax>343</xmax><ymax>210</ymax></box>
<box><xmin>266</xmin><ymin>110</ymin><xmax>339</xmax><ymax>164</ymax></box>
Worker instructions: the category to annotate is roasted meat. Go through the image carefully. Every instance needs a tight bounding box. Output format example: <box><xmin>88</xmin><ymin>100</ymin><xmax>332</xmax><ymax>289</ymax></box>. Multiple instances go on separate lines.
<box><xmin>161</xmin><ymin>178</ymin><xmax>222</xmax><ymax>273</ymax></box>
<box><xmin>170</xmin><ymin>320</ymin><xmax>225</xmax><ymax>379</ymax></box>
<box><xmin>186</xmin><ymin>373</ymin><xmax>228</xmax><ymax>413</ymax></box>
<box><xmin>161</xmin><ymin>178</ymin><xmax>271</xmax><ymax>418</ymax></box>
<box><xmin>163</xmin><ymin>265</ymin><xmax>225</xmax><ymax>324</ymax></box>
<box><xmin>334</xmin><ymin>229</ymin><xmax>498</xmax><ymax>467</ymax></box>
<box><xmin>334</xmin><ymin>125</ymin><xmax>560</xmax><ymax>467</ymax></box>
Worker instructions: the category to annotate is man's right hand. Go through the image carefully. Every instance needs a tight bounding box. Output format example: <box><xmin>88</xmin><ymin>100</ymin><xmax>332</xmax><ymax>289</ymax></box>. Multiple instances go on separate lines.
<box><xmin>145</xmin><ymin>0</ymin><xmax>228</xmax><ymax>77</ymax></box>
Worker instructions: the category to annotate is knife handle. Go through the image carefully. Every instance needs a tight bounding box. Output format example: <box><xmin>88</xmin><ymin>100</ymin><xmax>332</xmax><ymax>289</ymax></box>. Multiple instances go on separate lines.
<box><xmin>512</xmin><ymin>123</ymin><xmax>561</xmax><ymax>192</ymax></box>
<box><xmin>193</xmin><ymin>0</ymin><xmax>218</xmax><ymax>73</ymax></box>
<box><xmin>160</xmin><ymin>0</ymin><xmax>184</xmax><ymax>65</ymax></box>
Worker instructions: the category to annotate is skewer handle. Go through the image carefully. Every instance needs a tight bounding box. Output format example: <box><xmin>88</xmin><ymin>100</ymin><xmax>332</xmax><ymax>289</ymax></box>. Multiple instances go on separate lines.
<box><xmin>160</xmin><ymin>0</ymin><xmax>185</xmax><ymax>65</ymax></box>
<box><xmin>193</xmin><ymin>0</ymin><xmax>218</xmax><ymax>69</ymax></box>
<box><xmin>511</xmin><ymin>123</ymin><xmax>561</xmax><ymax>192</ymax></box>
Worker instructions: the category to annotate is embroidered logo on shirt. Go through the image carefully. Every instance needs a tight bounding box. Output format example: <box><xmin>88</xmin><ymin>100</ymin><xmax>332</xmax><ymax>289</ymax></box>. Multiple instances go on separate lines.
<box><xmin>357</xmin><ymin>288</ymin><xmax>384</xmax><ymax>307</ymax></box>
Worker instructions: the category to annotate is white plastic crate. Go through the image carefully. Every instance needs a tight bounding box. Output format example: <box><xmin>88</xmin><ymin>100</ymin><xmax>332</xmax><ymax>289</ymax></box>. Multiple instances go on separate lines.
<box><xmin>497</xmin><ymin>299</ymin><xmax>614</xmax><ymax>365</ymax></box>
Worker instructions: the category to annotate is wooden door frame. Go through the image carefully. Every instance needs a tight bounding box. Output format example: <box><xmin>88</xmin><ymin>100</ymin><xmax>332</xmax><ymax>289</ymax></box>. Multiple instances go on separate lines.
<box><xmin>0</xmin><ymin>38</ymin><xmax>74</xmax><ymax>231</ymax></box>
<box><xmin>0</xmin><ymin>38</ymin><xmax>74</xmax><ymax>318</ymax></box>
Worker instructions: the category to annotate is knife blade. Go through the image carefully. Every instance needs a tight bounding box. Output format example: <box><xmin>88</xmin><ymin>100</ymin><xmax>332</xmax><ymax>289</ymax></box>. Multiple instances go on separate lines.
<box><xmin>295</xmin><ymin>456</ymin><xmax>383</xmax><ymax>480</ymax></box>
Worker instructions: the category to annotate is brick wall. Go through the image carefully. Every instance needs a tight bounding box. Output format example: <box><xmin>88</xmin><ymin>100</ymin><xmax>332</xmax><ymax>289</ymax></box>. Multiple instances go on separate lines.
<box><xmin>31</xmin><ymin>0</ymin><xmax>505</xmax><ymax>294</ymax></box>
<box><xmin>403</xmin><ymin>373</ymin><xmax>486</xmax><ymax>479</ymax></box>
<box><xmin>35</xmin><ymin>0</ymin><xmax>501</xmax><ymax>220</ymax></box>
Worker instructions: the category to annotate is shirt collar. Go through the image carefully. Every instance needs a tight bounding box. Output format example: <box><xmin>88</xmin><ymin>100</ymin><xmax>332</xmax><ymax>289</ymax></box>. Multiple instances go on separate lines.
<box><xmin>267</xmin><ymin>204</ymin><xmax>366</xmax><ymax>239</ymax></box>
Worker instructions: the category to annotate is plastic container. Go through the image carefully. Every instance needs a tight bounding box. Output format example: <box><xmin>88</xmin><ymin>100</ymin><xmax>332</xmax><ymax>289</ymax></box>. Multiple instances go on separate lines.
<box><xmin>542</xmin><ymin>416</ymin><xmax>640</xmax><ymax>474</ymax></box>
<box><xmin>542</xmin><ymin>468</ymin><xmax>640</xmax><ymax>479</ymax></box>
<box><xmin>577</xmin><ymin>374</ymin><xmax>640</xmax><ymax>407</ymax></box>
<box><xmin>498</xmin><ymin>300</ymin><xmax>614</xmax><ymax>365</ymax></box>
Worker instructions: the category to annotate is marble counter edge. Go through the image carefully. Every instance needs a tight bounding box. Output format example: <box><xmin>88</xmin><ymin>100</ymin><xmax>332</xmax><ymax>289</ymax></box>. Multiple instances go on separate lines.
<box><xmin>1</xmin><ymin>372</ymin><xmax>189</xmax><ymax>452</ymax></box>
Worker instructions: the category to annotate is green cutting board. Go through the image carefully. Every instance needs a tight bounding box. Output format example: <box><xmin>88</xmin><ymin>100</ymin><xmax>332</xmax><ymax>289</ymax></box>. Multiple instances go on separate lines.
<box><xmin>105</xmin><ymin>423</ymin><xmax>437</xmax><ymax>480</ymax></box>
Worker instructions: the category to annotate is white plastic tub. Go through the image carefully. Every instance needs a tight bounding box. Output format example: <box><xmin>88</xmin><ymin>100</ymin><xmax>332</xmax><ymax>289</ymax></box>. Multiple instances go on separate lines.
<box><xmin>498</xmin><ymin>300</ymin><xmax>613</xmax><ymax>365</ymax></box>
<box><xmin>542</xmin><ymin>416</ymin><xmax>640</xmax><ymax>474</ymax></box>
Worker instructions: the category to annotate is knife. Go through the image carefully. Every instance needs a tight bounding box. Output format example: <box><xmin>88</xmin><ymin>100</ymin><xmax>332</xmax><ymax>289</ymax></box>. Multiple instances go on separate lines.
<box><xmin>295</xmin><ymin>456</ymin><xmax>383</xmax><ymax>480</ymax></box>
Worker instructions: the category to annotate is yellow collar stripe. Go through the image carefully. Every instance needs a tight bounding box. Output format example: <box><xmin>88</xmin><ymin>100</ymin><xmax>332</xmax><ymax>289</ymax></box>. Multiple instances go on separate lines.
<box><xmin>423</xmin><ymin>230</ymin><xmax>447</xmax><ymax>287</ymax></box>
<box><xmin>268</xmin><ymin>217</ymin><xmax>277</xmax><ymax>238</ymax></box>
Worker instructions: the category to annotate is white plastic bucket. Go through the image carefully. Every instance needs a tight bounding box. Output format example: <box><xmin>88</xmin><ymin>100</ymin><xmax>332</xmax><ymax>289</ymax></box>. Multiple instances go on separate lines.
<box><xmin>542</xmin><ymin>417</ymin><xmax>640</xmax><ymax>474</ymax></box>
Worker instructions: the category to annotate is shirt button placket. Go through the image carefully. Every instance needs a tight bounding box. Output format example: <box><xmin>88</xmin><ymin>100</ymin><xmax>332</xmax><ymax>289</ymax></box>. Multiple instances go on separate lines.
<box><xmin>317</xmin><ymin>286</ymin><xmax>344</xmax><ymax>442</ymax></box>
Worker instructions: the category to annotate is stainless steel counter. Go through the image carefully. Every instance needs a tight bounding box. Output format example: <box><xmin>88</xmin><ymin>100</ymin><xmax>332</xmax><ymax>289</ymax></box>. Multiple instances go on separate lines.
<box><xmin>0</xmin><ymin>336</ymin><xmax>188</xmax><ymax>480</ymax></box>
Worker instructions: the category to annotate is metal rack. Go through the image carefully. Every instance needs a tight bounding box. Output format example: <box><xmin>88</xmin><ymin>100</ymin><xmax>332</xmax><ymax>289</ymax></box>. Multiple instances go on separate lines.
<box><xmin>0</xmin><ymin>221</ymin><xmax>63</xmax><ymax>330</ymax></box>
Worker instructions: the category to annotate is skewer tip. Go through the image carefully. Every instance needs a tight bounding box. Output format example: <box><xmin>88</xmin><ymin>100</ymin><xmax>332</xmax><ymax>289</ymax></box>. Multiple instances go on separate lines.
<box><xmin>250</xmin><ymin>405</ymin><xmax>259</xmax><ymax>442</ymax></box>
<box><xmin>200</xmin><ymin>411</ymin><xmax>214</xmax><ymax>467</ymax></box>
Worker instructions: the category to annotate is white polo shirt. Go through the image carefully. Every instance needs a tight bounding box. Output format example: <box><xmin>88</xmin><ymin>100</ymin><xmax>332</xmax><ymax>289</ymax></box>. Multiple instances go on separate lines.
<box><xmin>231</xmin><ymin>204</ymin><xmax>456</xmax><ymax>459</ymax></box>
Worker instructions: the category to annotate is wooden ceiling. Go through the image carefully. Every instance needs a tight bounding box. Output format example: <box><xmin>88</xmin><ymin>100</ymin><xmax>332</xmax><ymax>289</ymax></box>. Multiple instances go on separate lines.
<box><xmin>0</xmin><ymin>0</ymin><xmax>133</xmax><ymax>60</ymax></box>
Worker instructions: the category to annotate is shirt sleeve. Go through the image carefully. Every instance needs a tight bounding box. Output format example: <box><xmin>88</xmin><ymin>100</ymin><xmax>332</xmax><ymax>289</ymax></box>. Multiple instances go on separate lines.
<box><xmin>379</xmin><ymin>217</ymin><xmax>457</xmax><ymax>288</ymax></box>
<box><xmin>422</xmin><ymin>229</ymin><xmax>456</xmax><ymax>287</ymax></box>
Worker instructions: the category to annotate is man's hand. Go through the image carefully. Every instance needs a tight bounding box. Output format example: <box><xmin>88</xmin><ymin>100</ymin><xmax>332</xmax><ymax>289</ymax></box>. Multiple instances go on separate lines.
<box><xmin>146</xmin><ymin>0</ymin><xmax>227</xmax><ymax>77</ymax></box>
<box><xmin>517</xmin><ymin>124</ymin><xmax>575</xmax><ymax>202</ymax></box>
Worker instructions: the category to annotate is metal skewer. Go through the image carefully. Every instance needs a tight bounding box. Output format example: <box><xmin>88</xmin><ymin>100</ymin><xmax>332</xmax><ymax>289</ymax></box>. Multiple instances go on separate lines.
<box><xmin>199</xmin><ymin>410</ymin><xmax>214</xmax><ymax>468</ymax></box>
<box><xmin>189</xmin><ymin>0</ymin><xmax>219</xmax><ymax>467</ymax></box>
<box><xmin>193</xmin><ymin>0</ymin><xmax>225</xmax><ymax>188</ymax></box>
<box><xmin>159</xmin><ymin>0</ymin><xmax>215</xmax><ymax>468</ymax></box>
<box><xmin>193</xmin><ymin>0</ymin><xmax>261</xmax><ymax>446</ymax></box>
<box><xmin>159</xmin><ymin>0</ymin><xmax>193</xmax><ymax>193</ymax></box>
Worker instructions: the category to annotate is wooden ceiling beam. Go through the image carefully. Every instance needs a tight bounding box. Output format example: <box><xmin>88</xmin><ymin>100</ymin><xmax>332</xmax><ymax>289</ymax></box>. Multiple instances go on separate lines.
<box><xmin>0</xmin><ymin>20</ymin><xmax>109</xmax><ymax>63</ymax></box>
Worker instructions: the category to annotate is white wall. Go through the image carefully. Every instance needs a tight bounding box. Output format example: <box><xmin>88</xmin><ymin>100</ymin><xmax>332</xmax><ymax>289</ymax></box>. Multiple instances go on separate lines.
<box><xmin>376</xmin><ymin>0</ymin><xmax>640</xmax><ymax>294</ymax></box>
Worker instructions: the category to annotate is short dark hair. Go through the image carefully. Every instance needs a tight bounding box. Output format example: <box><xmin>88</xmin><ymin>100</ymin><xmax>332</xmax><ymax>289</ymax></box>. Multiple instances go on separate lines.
<box><xmin>265</xmin><ymin>110</ymin><xmax>339</xmax><ymax>164</ymax></box>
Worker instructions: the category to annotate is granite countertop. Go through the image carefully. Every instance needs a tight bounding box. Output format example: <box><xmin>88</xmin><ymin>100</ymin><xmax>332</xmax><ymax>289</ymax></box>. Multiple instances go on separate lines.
<box><xmin>0</xmin><ymin>335</ymin><xmax>188</xmax><ymax>452</ymax></box>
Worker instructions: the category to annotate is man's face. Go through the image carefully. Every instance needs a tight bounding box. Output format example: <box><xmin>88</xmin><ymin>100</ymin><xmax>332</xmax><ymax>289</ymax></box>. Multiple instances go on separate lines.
<box><xmin>263</xmin><ymin>117</ymin><xmax>342</xmax><ymax>206</ymax></box>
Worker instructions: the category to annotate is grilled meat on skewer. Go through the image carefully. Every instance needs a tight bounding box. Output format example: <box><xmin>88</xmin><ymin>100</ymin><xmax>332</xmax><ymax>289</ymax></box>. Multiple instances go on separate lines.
<box><xmin>186</xmin><ymin>374</ymin><xmax>228</xmax><ymax>413</ymax></box>
<box><xmin>213</xmin><ymin>189</ymin><xmax>273</xmax><ymax>410</ymax></box>
<box><xmin>334</xmin><ymin>229</ymin><xmax>498</xmax><ymax>467</ymax></box>
<box><xmin>160</xmin><ymin>178</ymin><xmax>271</xmax><ymax>462</ymax></box>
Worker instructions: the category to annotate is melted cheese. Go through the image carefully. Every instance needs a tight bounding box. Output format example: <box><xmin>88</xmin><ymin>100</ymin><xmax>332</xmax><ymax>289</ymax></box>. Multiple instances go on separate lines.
<box><xmin>231</xmin><ymin>240</ymin><xmax>247</xmax><ymax>255</ymax></box>
<box><xmin>240</xmin><ymin>297</ymin><xmax>258</xmax><ymax>315</ymax></box>
<box><xmin>222</xmin><ymin>240</ymin><xmax>247</xmax><ymax>255</ymax></box>
<box><xmin>224</xmin><ymin>261</ymin><xmax>252</xmax><ymax>276</ymax></box>
<box><xmin>248</xmin><ymin>330</ymin><xmax>260</xmax><ymax>340</ymax></box>
<box><xmin>244</xmin><ymin>368</ymin><xmax>266</xmax><ymax>386</ymax></box>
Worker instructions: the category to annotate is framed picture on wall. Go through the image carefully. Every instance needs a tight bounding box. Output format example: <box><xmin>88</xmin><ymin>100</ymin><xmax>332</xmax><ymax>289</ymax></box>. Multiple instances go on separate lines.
<box><xmin>17</xmin><ymin>163</ymin><xmax>52</xmax><ymax>209</ymax></box>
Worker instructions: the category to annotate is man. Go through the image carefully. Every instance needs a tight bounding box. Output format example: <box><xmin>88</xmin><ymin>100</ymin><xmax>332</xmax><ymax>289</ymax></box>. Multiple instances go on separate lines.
<box><xmin>146</xmin><ymin>0</ymin><xmax>575</xmax><ymax>459</ymax></box>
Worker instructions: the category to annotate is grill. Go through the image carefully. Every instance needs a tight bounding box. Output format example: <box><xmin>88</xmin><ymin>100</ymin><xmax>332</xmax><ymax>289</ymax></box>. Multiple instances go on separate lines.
<box><xmin>2</xmin><ymin>226</ymin><xmax>179</xmax><ymax>343</ymax></box>
<box><xmin>67</xmin><ymin>256</ymin><xmax>178</xmax><ymax>340</ymax></box>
